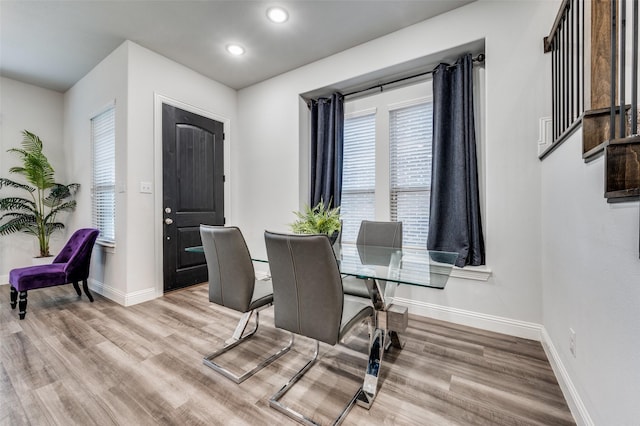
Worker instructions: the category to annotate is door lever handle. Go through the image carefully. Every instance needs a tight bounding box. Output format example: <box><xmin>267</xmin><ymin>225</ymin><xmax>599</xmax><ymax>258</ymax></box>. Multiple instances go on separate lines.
<box><xmin>164</xmin><ymin>218</ymin><xmax>174</xmax><ymax>225</ymax></box>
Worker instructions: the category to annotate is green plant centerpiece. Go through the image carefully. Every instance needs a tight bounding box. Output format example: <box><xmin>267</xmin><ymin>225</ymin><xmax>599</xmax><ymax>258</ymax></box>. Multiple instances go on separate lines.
<box><xmin>0</xmin><ymin>130</ymin><xmax>80</xmax><ymax>257</ymax></box>
<box><xmin>290</xmin><ymin>199</ymin><xmax>341</xmax><ymax>243</ymax></box>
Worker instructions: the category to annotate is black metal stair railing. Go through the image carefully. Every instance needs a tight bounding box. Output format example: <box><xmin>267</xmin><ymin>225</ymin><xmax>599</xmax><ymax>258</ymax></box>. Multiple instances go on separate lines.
<box><xmin>609</xmin><ymin>0</ymin><xmax>639</xmax><ymax>141</ymax></box>
<box><xmin>543</xmin><ymin>0</ymin><xmax>585</xmax><ymax>155</ymax></box>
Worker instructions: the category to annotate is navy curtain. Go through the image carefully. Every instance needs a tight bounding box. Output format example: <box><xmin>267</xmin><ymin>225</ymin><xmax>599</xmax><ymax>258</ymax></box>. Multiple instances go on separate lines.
<box><xmin>427</xmin><ymin>54</ymin><xmax>485</xmax><ymax>267</ymax></box>
<box><xmin>310</xmin><ymin>93</ymin><xmax>344</xmax><ymax>208</ymax></box>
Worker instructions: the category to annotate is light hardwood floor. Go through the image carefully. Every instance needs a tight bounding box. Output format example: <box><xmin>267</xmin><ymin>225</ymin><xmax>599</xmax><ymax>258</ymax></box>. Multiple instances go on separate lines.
<box><xmin>0</xmin><ymin>283</ymin><xmax>575</xmax><ymax>425</ymax></box>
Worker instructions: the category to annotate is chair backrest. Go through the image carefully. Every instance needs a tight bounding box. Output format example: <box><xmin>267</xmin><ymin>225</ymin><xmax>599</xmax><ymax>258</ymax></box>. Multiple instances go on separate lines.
<box><xmin>356</xmin><ymin>220</ymin><xmax>403</xmax><ymax>248</ymax></box>
<box><xmin>200</xmin><ymin>225</ymin><xmax>256</xmax><ymax>312</ymax></box>
<box><xmin>53</xmin><ymin>228</ymin><xmax>100</xmax><ymax>282</ymax></box>
<box><xmin>264</xmin><ymin>231</ymin><xmax>344</xmax><ymax>346</ymax></box>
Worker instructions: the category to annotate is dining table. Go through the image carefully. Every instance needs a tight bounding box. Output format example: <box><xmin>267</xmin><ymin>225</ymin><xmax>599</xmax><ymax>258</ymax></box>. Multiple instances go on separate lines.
<box><xmin>186</xmin><ymin>241</ymin><xmax>458</xmax><ymax>409</ymax></box>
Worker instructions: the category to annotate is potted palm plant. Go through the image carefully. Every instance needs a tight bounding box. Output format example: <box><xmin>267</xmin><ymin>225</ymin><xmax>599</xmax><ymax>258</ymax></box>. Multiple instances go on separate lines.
<box><xmin>0</xmin><ymin>130</ymin><xmax>80</xmax><ymax>257</ymax></box>
<box><xmin>290</xmin><ymin>199</ymin><xmax>341</xmax><ymax>243</ymax></box>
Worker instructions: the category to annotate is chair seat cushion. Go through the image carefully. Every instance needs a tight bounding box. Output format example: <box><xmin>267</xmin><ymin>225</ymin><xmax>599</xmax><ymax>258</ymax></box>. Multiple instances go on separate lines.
<box><xmin>9</xmin><ymin>263</ymin><xmax>67</xmax><ymax>292</ymax></box>
<box><xmin>248</xmin><ymin>279</ymin><xmax>274</xmax><ymax>310</ymax></box>
<box><xmin>339</xmin><ymin>297</ymin><xmax>374</xmax><ymax>341</ymax></box>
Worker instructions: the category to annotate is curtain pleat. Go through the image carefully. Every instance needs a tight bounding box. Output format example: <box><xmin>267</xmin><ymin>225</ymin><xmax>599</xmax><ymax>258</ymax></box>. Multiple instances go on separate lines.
<box><xmin>427</xmin><ymin>54</ymin><xmax>485</xmax><ymax>267</ymax></box>
<box><xmin>310</xmin><ymin>93</ymin><xmax>344</xmax><ymax>208</ymax></box>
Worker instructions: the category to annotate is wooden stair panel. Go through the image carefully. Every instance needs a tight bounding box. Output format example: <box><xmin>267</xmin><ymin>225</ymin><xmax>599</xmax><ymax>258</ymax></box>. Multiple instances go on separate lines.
<box><xmin>582</xmin><ymin>105</ymin><xmax>631</xmax><ymax>161</ymax></box>
<box><xmin>605</xmin><ymin>135</ymin><xmax>640</xmax><ymax>202</ymax></box>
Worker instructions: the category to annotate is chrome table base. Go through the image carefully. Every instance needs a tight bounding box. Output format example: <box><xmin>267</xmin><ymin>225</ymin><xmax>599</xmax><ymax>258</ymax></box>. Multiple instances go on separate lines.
<box><xmin>356</xmin><ymin>277</ymin><xmax>405</xmax><ymax>409</ymax></box>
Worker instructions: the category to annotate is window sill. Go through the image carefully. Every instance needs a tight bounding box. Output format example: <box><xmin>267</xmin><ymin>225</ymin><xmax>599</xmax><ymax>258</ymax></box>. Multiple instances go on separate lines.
<box><xmin>450</xmin><ymin>265</ymin><xmax>492</xmax><ymax>281</ymax></box>
<box><xmin>97</xmin><ymin>240</ymin><xmax>116</xmax><ymax>254</ymax></box>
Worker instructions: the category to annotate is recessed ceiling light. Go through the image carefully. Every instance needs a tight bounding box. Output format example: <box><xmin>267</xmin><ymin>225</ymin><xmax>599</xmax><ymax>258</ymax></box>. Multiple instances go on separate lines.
<box><xmin>267</xmin><ymin>7</ymin><xmax>288</xmax><ymax>23</ymax></box>
<box><xmin>226</xmin><ymin>44</ymin><xmax>245</xmax><ymax>56</ymax></box>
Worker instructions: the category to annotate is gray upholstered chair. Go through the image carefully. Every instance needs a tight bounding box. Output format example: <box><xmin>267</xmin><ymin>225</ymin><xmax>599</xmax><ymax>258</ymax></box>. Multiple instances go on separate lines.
<box><xmin>200</xmin><ymin>225</ymin><xmax>292</xmax><ymax>383</ymax></box>
<box><xmin>264</xmin><ymin>231</ymin><xmax>374</xmax><ymax>425</ymax></box>
<box><xmin>342</xmin><ymin>220</ymin><xmax>403</xmax><ymax>298</ymax></box>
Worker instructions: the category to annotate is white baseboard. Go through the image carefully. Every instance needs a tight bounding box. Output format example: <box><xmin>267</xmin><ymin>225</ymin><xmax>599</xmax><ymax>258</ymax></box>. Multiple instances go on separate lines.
<box><xmin>123</xmin><ymin>288</ymin><xmax>158</xmax><ymax>306</ymax></box>
<box><xmin>1</xmin><ymin>277</ymin><xmax>157</xmax><ymax>307</ymax></box>
<box><xmin>540</xmin><ymin>328</ymin><xmax>594</xmax><ymax>426</ymax></box>
<box><xmin>394</xmin><ymin>297</ymin><xmax>543</xmax><ymax>341</ymax></box>
<box><xmin>88</xmin><ymin>278</ymin><xmax>157</xmax><ymax>306</ymax></box>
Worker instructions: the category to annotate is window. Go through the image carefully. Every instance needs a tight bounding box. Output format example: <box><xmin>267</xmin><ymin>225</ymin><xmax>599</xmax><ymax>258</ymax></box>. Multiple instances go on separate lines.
<box><xmin>389</xmin><ymin>102</ymin><xmax>432</xmax><ymax>247</ymax></box>
<box><xmin>91</xmin><ymin>105</ymin><xmax>116</xmax><ymax>244</ymax></box>
<box><xmin>341</xmin><ymin>112</ymin><xmax>376</xmax><ymax>243</ymax></box>
<box><xmin>341</xmin><ymin>82</ymin><xmax>432</xmax><ymax>247</ymax></box>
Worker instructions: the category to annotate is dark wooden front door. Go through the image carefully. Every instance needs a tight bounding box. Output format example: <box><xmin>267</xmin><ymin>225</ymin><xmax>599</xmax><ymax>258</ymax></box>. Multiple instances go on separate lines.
<box><xmin>162</xmin><ymin>104</ymin><xmax>224</xmax><ymax>292</ymax></box>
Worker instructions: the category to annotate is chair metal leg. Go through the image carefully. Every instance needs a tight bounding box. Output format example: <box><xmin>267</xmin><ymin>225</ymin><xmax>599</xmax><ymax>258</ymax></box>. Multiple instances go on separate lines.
<box><xmin>18</xmin><ymin>291</ymin><xmax>28</xmax><ymax>320</ymax></box>
<box><xmin>82</xmin><ymin>279</ymin><xmax>94</xmax><ymax>302</ymax></box>
<box><xmin>203</xmin><ymin>307</ymin><xmax>293</xmax><ymax>383</ymax></box>
<box><xmin>269</xmin><ymin>340</ymin><xmax>320</xmax><ymax>425</ymax></box>
<box><xmin>269</xmin><ymin>340</ymin><xmax>361</xmax><ymax>426</ymax></box>
<box><xmin>10</xmin><ymin>286</ymin><xmax>18</xmax><ymax>309</ymax></box>
<box><xmin>232</xmin><ymin>309</ymin><xmax>258</xmax><ymax>342</ymax></box>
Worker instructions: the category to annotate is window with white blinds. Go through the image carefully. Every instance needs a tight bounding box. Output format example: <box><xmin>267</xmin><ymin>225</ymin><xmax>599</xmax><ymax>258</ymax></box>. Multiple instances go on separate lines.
<box><xmin>91</xmin><ymin>106</ymin><xmax>116</xmax><ymax>244</ymax></box>
<box><xmin>341</xmin><ymin>113</ymin><xmax>376</xmax><ymax>243</ymax></box>
<box><xmin>389</xmin><ymin>101</ymin><xmax>432</xmax><ymax>248</ymax></box>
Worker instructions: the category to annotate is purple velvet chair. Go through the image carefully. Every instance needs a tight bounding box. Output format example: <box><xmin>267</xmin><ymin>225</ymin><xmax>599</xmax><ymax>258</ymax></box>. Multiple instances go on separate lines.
<box><xmin>9</xmin><ymin>228</ymin><xmax>100</xmax><ymax>320</ymax></box>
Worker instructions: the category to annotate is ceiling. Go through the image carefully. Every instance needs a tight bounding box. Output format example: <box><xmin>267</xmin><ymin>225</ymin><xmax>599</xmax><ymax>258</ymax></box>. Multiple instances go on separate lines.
<box><xmin>0</xmin><ymin>0</ymin><xmax>474</xmax><ymax>93</ymax></box>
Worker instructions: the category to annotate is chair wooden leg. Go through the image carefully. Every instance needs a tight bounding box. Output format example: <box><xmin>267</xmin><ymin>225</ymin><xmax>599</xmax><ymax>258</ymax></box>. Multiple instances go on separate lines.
<box><xmin>83</xmin><ymin>279</ymin><xmax>94</xmax><ymax>302</ymax></box>
<box><xmin>10</xmin><ymin>286</ymin><xmax>18</xmax><ymax>309</ymax></box>
<box><xmin>72</xmin><ymin>281</ymin><xmax>82</xmax><ymax>296</ymax></box>
<box><xmin>18</xmin><ymin>291</ymin><xmax>28</xmax><ymax>320</ymax></box>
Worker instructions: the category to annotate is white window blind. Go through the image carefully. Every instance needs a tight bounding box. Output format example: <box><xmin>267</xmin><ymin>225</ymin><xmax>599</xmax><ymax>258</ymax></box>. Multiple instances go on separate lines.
<box><xmin>389</xmin><ymin>101</ymin><xmax>432</xmax><ymax>248</ymax></box>
<box><xmin>341</xmin><ymin>113</ymin><xmax>376</xmax><ymax>243</ymax></box>
<box><xmin>91</xmin><ymin>106</ymin><xmax>116</xmax><ymax>244</ymax></box>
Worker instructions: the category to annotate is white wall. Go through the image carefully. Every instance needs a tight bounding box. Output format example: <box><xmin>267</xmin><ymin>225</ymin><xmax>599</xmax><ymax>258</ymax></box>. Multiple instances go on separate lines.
<box><xmin>126</xmin><ymin>42</ymin><xmax>237</xmax><ymax>302</ymax></box>
<box><xmin>541</xmin><ymin>129</ymin><xmax>640</xmax><ymax>425</ymax></box>
<box><xmin>64</xmin><ymin>42</ymin><xmax>129</xmax><ymax>301</ymax></box>
<box><xmin>0</xmin><ymin>77</ymin><xmax>65</xmax><ymax>281</ymax></box>
<box><xmin>237</xmin><ymin>0</ymin><xmax>556</xmax><ymax>330</ymax></box>
<box><xmin>64</xmin><ymin>41</ymin><xmax>237</xmax><ymax>305</ymax></box>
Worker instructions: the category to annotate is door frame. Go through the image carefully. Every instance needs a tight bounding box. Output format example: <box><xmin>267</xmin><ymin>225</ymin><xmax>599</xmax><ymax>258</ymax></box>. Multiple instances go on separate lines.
<box><xmin>153</xmin><ymin>93</ymin><xmax>232</xmax><ymax>298</ymax></box>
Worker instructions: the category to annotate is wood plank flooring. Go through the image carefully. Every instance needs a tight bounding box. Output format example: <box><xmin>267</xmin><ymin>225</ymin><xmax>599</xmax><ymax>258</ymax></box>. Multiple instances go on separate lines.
<box><xmin>0</xmin><ymin>283</ymin><xmax>575</xmax><ymax>425</ymax></box>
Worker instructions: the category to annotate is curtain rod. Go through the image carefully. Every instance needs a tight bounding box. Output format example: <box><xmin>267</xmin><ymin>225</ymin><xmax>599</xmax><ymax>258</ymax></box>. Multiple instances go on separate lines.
<box><xmin>343</xmin><ymin>53</ymin><xmax>485</xmax><ymax>98</ymax></box>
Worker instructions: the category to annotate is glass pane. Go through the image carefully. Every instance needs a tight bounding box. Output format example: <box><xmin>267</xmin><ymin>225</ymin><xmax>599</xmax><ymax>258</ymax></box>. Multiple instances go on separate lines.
<box><xmin>391</xmin><ymin>190</ymin><xmax>430</xmax><ymax>248</ymax></box>
<box><xmin>389</xmin><ymin>102</ymin><xmax>432</xmax><ymax>248</ymax></box>
<box><xmin>340</xmin><ymin>191</ymin><xmax>375</xmax><ymax>243</ymax></box>
<box><xmin>91</xmin><ymin>106</ymin><xmax>116</xmax><ymax>243</ymax></box>
<box><xmin>343</xmin><ymin>113</ymin><xmax>375</xmax><ymax>191</ymax></box>
<box><xmin>342</xmin><ymin>113</ymin><xmax>376</xmax><ymax>243</ymax></box>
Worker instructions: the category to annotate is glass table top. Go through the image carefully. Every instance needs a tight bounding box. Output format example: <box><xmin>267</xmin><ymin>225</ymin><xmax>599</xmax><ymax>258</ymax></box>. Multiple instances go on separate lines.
<box><xmin>187</xmin><ymin>242</ymin><xmax>458</xmax><ymax>289</ymax></box>
<box><xmin>335</xmin><ymin>243</ymin><xmax>457</xmax><ymax>289</ymax></box>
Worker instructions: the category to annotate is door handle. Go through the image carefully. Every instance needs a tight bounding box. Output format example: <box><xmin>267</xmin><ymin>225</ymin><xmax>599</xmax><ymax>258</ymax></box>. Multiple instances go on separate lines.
<box><xmin>165</xmin><ymin>218</ymin><xmax>174</xmax><ymax>225</ymax></box>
